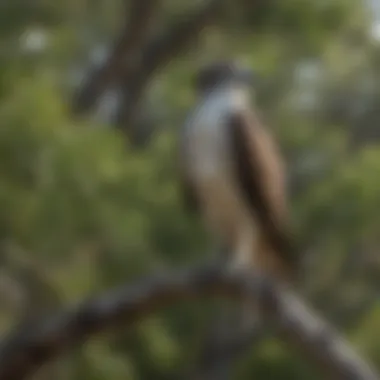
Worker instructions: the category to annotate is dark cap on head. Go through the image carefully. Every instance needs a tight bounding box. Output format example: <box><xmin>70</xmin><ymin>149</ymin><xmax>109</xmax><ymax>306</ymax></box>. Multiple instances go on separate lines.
<box><xmin>195</xmin><ymin>60</ymin><xmax>254</xmax><ymax>93</ymax></box>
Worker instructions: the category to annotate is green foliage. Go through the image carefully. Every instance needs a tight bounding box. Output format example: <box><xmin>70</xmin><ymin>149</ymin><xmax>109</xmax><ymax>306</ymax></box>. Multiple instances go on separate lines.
<box><xmin>1</xmin><ymin>0</ymin><xmax>380</xmax><ymax>378</ymax></box>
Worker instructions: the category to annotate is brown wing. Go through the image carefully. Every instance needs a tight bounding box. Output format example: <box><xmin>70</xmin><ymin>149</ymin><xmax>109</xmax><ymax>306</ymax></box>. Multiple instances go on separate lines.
<box><xmin>177</xmin><ymin>122</ymin><xmax>200</xmax><ymax>214</ymax></box>
<box><xmin>227</xmin><ymin>110</ymin><xmax>297</xmax><ymax>279</ymax></box>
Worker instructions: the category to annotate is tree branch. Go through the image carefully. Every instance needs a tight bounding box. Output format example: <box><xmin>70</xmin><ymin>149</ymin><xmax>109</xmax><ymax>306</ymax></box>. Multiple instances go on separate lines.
<box><xmin>71</xmin><ymin>0</ymin><xmax>159</xmax><ymax>115</ymax></box>
<box><xmin>115</xmin><ymin>0</ymin><xmax>222</xmax><ymax>138</ymax></box>
<box><xmin>0</xmin><ymin>265</ymin><xmax>378</xmax><ymax>380</ymax></box>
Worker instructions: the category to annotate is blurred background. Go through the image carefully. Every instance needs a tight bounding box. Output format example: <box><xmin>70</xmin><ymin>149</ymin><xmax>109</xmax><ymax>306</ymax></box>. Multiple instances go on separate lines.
<box><xmin>1</xmin><ymin>0</ymin><xmax>380</xmax><ymax>379</ymax></box>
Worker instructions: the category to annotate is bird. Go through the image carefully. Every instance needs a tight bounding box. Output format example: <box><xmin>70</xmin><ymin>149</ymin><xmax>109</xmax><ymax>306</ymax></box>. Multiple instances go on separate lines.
<box><xmin>178</xmin><ymin>60</ymin><xmax>297</xmax><ymax>327</ymax></box>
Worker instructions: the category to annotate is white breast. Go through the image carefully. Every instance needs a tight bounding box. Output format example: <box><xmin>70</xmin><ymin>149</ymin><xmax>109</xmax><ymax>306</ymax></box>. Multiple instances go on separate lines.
<box><xmin>186</xmin><ymin>87</ymin><xmax>247</xmax><ymax>181</ymax></box>
<box><xmin>184</xmin><ymin>87</ymin><xmax>257</xmax><ymax>250</ymax></box>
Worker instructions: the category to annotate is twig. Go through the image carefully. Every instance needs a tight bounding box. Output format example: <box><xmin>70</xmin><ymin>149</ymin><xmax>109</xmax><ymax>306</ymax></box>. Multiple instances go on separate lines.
<box><xmin>0</xmin><ymin>265</ymin><xmax>377</xmax><ymax>380</ymax></box>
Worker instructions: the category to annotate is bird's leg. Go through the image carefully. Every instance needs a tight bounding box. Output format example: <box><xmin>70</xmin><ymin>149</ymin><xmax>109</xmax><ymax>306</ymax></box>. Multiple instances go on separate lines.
<box><xmin>194</xmin><ymin>233</ymin><xmax>263</xmax><ymax>378</ymax></box>
<box><xmin>207</xmin><ymin>229</ymin><xmax>233</xmax><ymax>268</ymax></box>
<box><xmin>209</xmin><ymin>225</ymin><xmax>262</xmax><ymax>335</ymax></box>
<box><xmin>229</xmin><ymin>229</ymin><xmax>263</xmax><ymax>333</ymax></box>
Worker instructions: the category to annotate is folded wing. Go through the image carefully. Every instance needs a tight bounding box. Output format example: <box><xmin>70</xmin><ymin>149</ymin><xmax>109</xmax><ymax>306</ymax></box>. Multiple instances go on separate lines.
<box><xmin>227</xmin><ymin>110</ymin><xmax>297</xmax><ymax>279</ymax></box>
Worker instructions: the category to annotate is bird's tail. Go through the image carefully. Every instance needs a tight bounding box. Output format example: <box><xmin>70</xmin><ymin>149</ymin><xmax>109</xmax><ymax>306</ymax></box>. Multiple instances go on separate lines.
<box><xmin>254</xmin><ymin>234</ymin><xmax>297</xmax><ymax>285</ymax></box>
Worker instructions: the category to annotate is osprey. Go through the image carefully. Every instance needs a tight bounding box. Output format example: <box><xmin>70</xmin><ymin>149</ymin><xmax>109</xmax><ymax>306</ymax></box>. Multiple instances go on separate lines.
<box><xmin>179</xmin><ymin>61</ymin><xmax>296</xmax><ymax>285</ymax></box>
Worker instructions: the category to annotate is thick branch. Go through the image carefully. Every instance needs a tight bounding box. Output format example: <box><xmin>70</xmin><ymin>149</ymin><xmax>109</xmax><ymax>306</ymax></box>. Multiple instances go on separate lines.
<box><xmin>116</xmin><ymin>0</ymin><xmax>222</xmax><ymax>134</ymax></box>
<box><xmin>0</xmin><ymin>265</ymin><xmax>377</xmax><ymax>380</ymax></box>
<box><xmin>71</xmin><ymin>0</ymin><xmax>159</xmax><ymax>115</ymax></box>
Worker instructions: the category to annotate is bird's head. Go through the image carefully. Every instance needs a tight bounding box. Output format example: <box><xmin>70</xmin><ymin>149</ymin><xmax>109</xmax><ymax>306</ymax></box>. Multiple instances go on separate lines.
<box><xmin>194</xmin><ymin>60</ymin><xmax>254</xmax><ymax>95</ymax></box>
